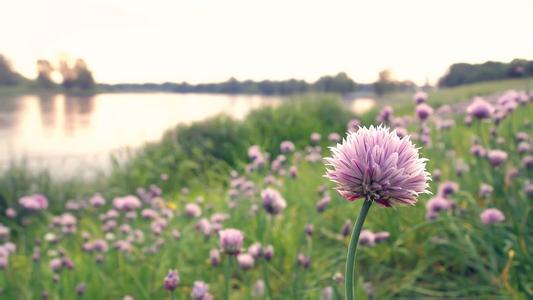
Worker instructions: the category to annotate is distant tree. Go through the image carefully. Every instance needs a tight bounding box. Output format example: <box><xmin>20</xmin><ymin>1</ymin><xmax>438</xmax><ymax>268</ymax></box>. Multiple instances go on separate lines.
<box><xmin>0</xmin><ymin>54</ymin><xmax>22</xmax><ymax>86</ymax></box>
<box><xmin>73</xmin><ymin>59</ymin><xmax>95</xmax><ymax>90</ymax></box>
<box><xmin>58</xmin><ymin>57</ymin><xmax>95</xmax><ymax>90</ymax></box>
<box><xmin>314</xmin><ymin>72</ymin><xmax>356</xmax><ymax>94</ymax></box>
<box><xmin>36</xmin><ymin>59</ymin><xmax>55</xmax><ymax>88</ymax></box>
<box><xmin>374</xmin><ymin>69</ymin><xmax>395</xmax><ymax>95</ymax></box>
<box><xmin>439</xmin><ymin>59</ymin><xmax>533</xmax><ymax>87</ymax></box>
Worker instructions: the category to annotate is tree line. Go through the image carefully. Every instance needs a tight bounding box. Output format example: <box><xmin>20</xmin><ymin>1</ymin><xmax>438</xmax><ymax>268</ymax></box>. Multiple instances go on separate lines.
<box><xmin>438</xmin><ymin>59</ymin><xmax>533</xmax><ymax>87</ymax></box>
<box><xmin>3</xmin><ymin>53</ymin><xmax>531</xmax><ymax>95</ymax></box>
<box><xmin>0</xmin><ymin>55</ymin><xmax>95</xmax><ymax>91</ymax></box>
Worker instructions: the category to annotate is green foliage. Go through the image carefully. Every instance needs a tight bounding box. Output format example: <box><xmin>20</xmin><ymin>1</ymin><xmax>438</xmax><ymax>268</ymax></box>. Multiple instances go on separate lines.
<box><xmin>0</xmin><ymin>80</ymin><xmax>532</xmax><ymax>299</ymax></box>
<box><xmin>0</xmin><ymin>55</ymin><xmax>25</xmax><ymax>86</ymax></box>
<box><xmin>439</xmin><ymin>59</ymin><xmax>533</xmax><ymax>87</ymax></box>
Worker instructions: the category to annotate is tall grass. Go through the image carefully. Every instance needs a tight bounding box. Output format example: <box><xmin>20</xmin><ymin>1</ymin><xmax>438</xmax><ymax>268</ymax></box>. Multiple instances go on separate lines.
<box><xmin>0</xmin><ymin>82</ymin><xmax>531</xmax><ymax>299</ymax></box>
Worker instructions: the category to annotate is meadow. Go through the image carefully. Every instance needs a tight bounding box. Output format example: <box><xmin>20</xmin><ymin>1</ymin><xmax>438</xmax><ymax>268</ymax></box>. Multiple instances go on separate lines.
<box><xmin>0</xmin><ymin>79</ymin><xmax>532</xmax><ymax>299</ymax></box>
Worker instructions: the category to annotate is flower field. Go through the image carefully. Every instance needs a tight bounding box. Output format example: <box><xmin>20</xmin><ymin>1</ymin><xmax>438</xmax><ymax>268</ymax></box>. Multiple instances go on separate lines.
<box><xmin>0</xmin><ymin>82</ymin><xmax>532</xmax><ymax>299</ymax></box>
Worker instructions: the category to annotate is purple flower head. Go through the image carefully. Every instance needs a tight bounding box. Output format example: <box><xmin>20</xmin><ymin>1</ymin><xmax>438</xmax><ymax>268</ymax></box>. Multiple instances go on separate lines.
<box><xmin>280</xmin><ymin>141</ymin><xmax>295</xmax><ymax>153</ymax></box>
<box><xmin>163</xmin><ymin>269</ymin><xmax>180</xmax><ymax>291</ymax></box>
<box><xmin>89</xmin><ymin>194</ymin><xmax>106</xmax><ymax>208</ymax></box>
<box><xmin>209</xmin><ymin>249</ymin><xmax>221</xmax><ymax>266</ymax></box>
<box><xmin>522</xmin><ymin>155</ymin><xmax>533</xmax><ymax>169</ymax></box>
<box><xmin>328</xmin><ymin>132</ymin><xmax>341</xmax><ymax>143</ymax></box>
<box><xmin>425</xmin><ymin>196</ymin><xmax>452</xmax><ymax>220</ymax></box>
<box><xmin>480</xmin><ymin>208</ymin><xmax>505</xmax><ymax>225</ymax></box>
<box><xmin>248</xmin><ymin>145</ymin><xmax>262</xmax><ymax>160</ymax></box>
<box><xmin>289</xmin><ymin>165</ymin><xmax>298</xmax><ymax>178</ymax></box>
<box><xmin>310</xmin><ymin>132</ymin><xmax>321</xmax><ymax>143</ymax></box>
<box><xmin>261</xmin><ymin>188</ymin><xmax>287</xmax><ymax>215</ymax></box>
<box><xmin>487</xmin><ymin>150</ymin><xmax>508</xmax><ymax>167</ymax></box>
<box><xmin>191</xmin><ymin>281</ymin><xmax>211</xmax><ymax>300</ymax></box>
<box><xmin>50</xmin><ymin>258</ymin><xmax>63</xmax><ymax>272</ymax></box>
<box><xmin>112</xmin><ymin>196</ymin><xmax>141</xmax><ymax>212</ymax></box>
<box><xmin>516</xmin><ymin>132</ymin><xmax>529</xmax><ymax>142</ymax></box>
<box><xmin>141</xmin><ymin>209</ymin><xmax>159</xmax><ymax>220</ymax></box>
<box><xmin>414</xmin><ymin>91</ymin><xmax>428</xmax><ymax>104</ymax></box>
<box><xmin>237</xmin><ymin>253</ymin><xmax>255</xmax><ymax>270</ymax></box>
<box><xmin>19</xmin><ymin>194</ymin><xmax>48</xmax><ymax>211</ymax></box>
<box><xmin>252</xmin><ymin>280</ymin><xmax>266</xmax><ymax>298</ymax></box>
<box><xmin>90</xmin><ymin>239</ymin><xmax>109</xmax><ymax>252</ymax></box>
<box><xmin>0</xmin><ymin>225</ymin><xmax>10</xmax><ymax>240</ymax></box>
<box><xmin>524</xmin><ymin>183</ymin><xmax>533</xmax><ymax>198</ymax></box>
<box><xmin>304</xmin><ymin>224</ymin><xmax>314</xmax><ymax>236</ymax></box>
<box><xmin>395</xmin><ymin>127</ymin><xmax>408</xmax><ymax>138</ymax></box>
<box><xmin>517</xmin><ymin>142</ymin><xmax>530</xmax><ymax>154</ymax></box>
<box><xmin>322</xmin><ymin>286</ymin><xmax>334</xmax><ymax>300</ymax></box>
<box><xmin>374</xmin><ymin>231</ymin><xmax>390</xmax><ymax>243</ymax></box>
<box><xmin>219</xmin><ymin>228</ymin><xmax>244</xmax><ymax>255</ymax></box>
<box><xmin>466</xmin><ymin>97</ymin><xmax>494</xmax><ymax>119</ymax></box>
<box><xmin>470</xmin><ymin>145</ymin><xmax>486</xmax><ymax>157</ymax></box>
<box><xmin>341</xmin><ymin>219</ymin><xmax>351</xmax><ymax>237</ymax></box>
<box><xmin>432</xmin><ymin>169</ymin><xmax>441</xmax><ymax>181</ymax></box>
<box><xmin>358</xmin><ymin>230</ymin><xmax>375</xmax><ymax>246</ymax></box>
<box><xmin>347</xmin><ymin>119</ymin><xmax>361</xmax><ymax>132</ymax></box>
<box><xmin>195</xmin><ymin>218</ymin><xmax>212</xmax><ymax>237</ymax></box>
<box><xmin>248</xmin><ymin>242</ymin><xmax>263</xmax><ymax>259</ymax></box>
<box><xmin>5</xmin><ymin>208</ymin><xmax>16</xmax><ymax>219</ymax></box>
<box><xmin>185</xmin><ymin>203</ymin><xmax>202</xmax><ymax>218</ymax></box>
<box><xmin>76</xmin><ymin>283</ymin><xmax>85</xmax><ymax>296</ymax></box>
<box><xmin>315</xmin><ymin>195</ymin><xmax>331</xmax><ymax>213</ymax></box>
<box><xmin>415</xmin><ymin>103</ymin><xmax>433</xmax><ymax>121</ymax></box>
<box><xmin>479</xmin><ymin>184</ymin><xmax>494</xmax><ymax>198</ymax></box>
<box><xmin>438</xmin><ymin>181</ymin><xmax>459</xmax><ymax>198</ymax></box>
<box><xmin>325</xmin><ymin>125</ymin><xmax>431</xmax><ymax>207</ymax></box>
<box><xmin>263</xmin><ymin>245</ymin><xmax>274</xmax><ymax>261</ymax></box>
<box><xmin>297</xmin><ymin>253</ymin><xmax>311</xmax><ymax>269</ymax></box>
<box><xmin>376</xmin><ymin>106</ymin><xmax>394</xmax><ymax>124</ymax></box>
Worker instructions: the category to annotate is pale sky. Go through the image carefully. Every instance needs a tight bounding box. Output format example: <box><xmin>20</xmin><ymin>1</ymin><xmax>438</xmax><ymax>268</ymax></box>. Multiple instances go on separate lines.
<box><xmin>1</xmin><ymin>0</ymin><xmax>532</xmax><ymax>85</ymax></box>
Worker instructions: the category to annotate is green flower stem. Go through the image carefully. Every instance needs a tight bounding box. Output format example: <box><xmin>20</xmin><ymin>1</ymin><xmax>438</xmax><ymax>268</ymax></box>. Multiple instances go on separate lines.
<box><xmin>345</xmin><ymin>199</ymin><xmax>373</xmax><ymax>300</ymax></box>
<box><xmin>224</xmin><ymin>255</ymin><xmax>233</xmax><ymax>300</ymax></box>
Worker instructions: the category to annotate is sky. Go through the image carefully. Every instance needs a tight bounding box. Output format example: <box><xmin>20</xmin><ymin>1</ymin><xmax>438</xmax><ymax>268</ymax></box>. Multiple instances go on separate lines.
<box><xmin>1</xmin><ymin>0</ymin><xmax>532</xmax><ymax>85</ymax></box>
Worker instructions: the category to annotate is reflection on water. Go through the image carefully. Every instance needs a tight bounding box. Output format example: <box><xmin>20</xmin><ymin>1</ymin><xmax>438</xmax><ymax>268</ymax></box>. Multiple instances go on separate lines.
<box><xmin>349</xmin><ymin>98</ymin><xmax>376</xmax><ymax>115</ymax></box>
<box><xmin>0</xmin><ymin>93</ymin><xmax>281</xmax><ymax>176</ymax></box>
<box><xmin>0</xmin><ymin>93</ymin><xmax>374</xmax><ymax>177</ymax></box>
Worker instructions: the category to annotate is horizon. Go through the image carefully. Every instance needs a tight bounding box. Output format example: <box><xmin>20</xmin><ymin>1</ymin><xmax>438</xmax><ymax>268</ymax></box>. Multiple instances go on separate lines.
<box><xmin>2</xmin><ymin>0</ymin><xmax>533</xmax><ymax>85</ymax></box>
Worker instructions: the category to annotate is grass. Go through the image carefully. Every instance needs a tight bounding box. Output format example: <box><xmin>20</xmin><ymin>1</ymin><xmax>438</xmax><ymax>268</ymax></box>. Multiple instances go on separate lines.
<box><xmin>0</xmin><ymin>79</ymin><xmax>532</xmax><ymax>299</ymax></box>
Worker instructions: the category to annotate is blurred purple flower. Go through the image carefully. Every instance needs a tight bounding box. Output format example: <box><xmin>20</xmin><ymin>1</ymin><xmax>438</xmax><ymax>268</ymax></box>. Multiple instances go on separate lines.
<box><xmin>414</xmin><ymin>91</ymin><xmax>428</xmax><ymax>104</ymax></box>
<box><xmin>467</xmin><ymin>97</ymin><xmax>494</xmax><ymax>119</ymax></box>
<box><xmin>237</xmin><ymin>253</ymin><xmax>255</xmax><ymax>270</ymax></box>
<box><xmin>163</xmin><ymin>269</ymin><xmax>180</xmax><ymax>291</ymax></box>
<box><xmin>297</xmin><ymin>253</ymin><xmax>311</xmax><ymax>269</ymax></box>
<box><xmin>374</xmin><ymin>231</ymin><xmax>390</xmax><ymax>243</ymax></box>
<box><xmin>487</xmin><ymin>150</ymin><xmax>508</xmax><ymax>167</ymax></box>
<box><xmin>328</xmin><ymin>132</ymin><xmax>341</xmax><ymax>143</ymax></box>
<box><xmin>19</xmin><ymin>194</ymin><xmax>48</xmax><ymax>211</ymax></box>
<box><xmin>480</xmin><ymin>208</ymin><xmax>505</xmax><ymax>225</ymax></box>
<box><xmin>191</xmin><ymin>281</ymin><xmax>212</xmax><ymax>300</ymax></box>
<box><xmin>376</xmin><ymin>106</ymin><xmax>393</xmax><ymax>124</ymax></box>
<box><xmin>479</xmin><ymin>184</ymin><xmax>494</xmax><ymax>198</ymax></box>
<box><xmin>438</xmin><ymin>181</ymin><xmax>459</xmax><ymax>198</ymax></box>
<box><xmin>280</xmin><ymin>140</ymin><xmax>295</xmax><ymax>153</ymax></box>
<box><xmin>261</xmin><ymin>188</ymin><xmax>287</xmax><ymax>215</ymax></box>
<box><xmin>358</xmin><ymin>230</ymin><xmax>375</xmax><ymax>246</ymax></box>
<box><xmin>219</xmin><ymin>228</ymin><xmax>244</xmax><ymax>255</ymax></box>
<box><xmin>185</xmin><ymin>203</ymin><xmax>202</xmax><ymax>218</ymax></box>
<box><xmin>416</xmin><ymin>103</ymin><xmax>433</xmax><ymax>121</ymax></box>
